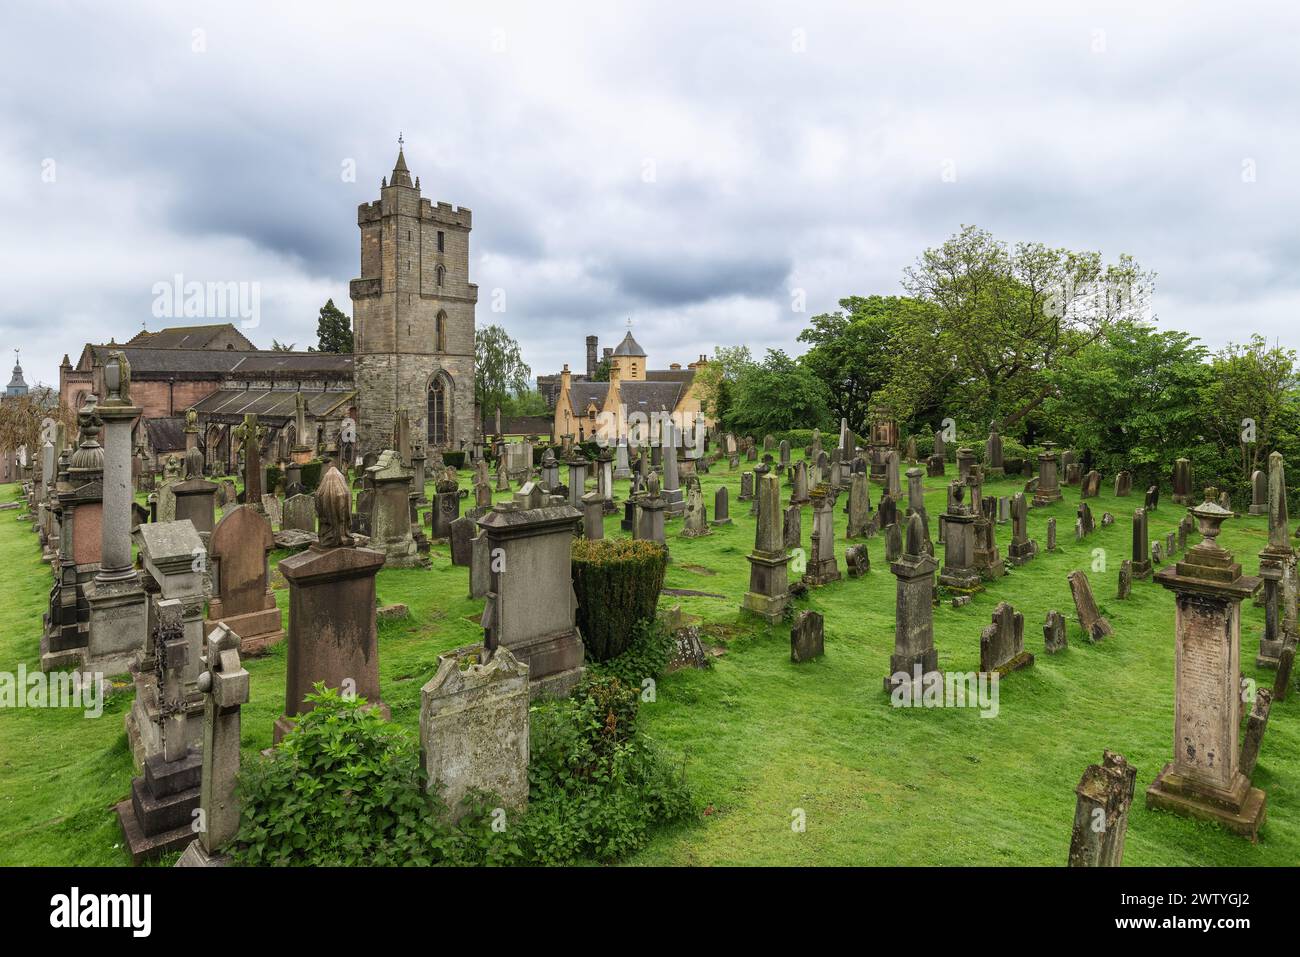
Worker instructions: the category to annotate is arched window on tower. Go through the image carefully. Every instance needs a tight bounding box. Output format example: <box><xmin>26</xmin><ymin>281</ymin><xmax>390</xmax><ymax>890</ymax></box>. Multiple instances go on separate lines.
<box><xmin>436</xmin><ymin>264</ymin><xmax>446</xmax><ymax>287</ymax></box>
<box><xmin>427</xmin><ymin>377</ymin><xmax>449</xmax><ymax>447</ymax></box>
<box><xmin>435</xmin><ymin>311</ymin><xmax>447</xmax><ymax>353</ymax></box>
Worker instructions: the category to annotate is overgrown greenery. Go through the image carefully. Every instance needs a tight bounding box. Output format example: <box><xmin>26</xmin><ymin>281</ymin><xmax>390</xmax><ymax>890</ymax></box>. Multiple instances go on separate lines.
<box><xmin>571</xmin><ymin>538</ymin><xmax>668</xmax><ymax>661</ymax></box>
<box><xmin>474</xmin><ymin>324</ymin><xmax>531</xmax><ymax>418</ymax></box>
<box><xmin>707</xmin><ymin>223</ymin><xmax>1299</xmax><ymax>506</ymax></box>
<box><xmin>233</xmin><ymin>680</ymin><xmax>693</xmax><ymax>867</ymax></box>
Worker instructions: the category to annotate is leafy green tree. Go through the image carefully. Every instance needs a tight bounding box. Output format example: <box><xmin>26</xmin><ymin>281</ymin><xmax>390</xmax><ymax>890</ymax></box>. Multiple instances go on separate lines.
<box><xmin>313</xmin><ymin>299</ymin><xmax>353</xmax><ymax>354</ymax></box>
<box><xmin>1043</xmin><ymin>321</ymin><xmax>1211</xmax><ymax>486</ymax></box>
<box><xmin>500</xmin><ymin>388</ymin><xmax>550</xmax><ymax>418</ymax></box>
<box><xmin>898</xmin><ymin>225</ymin><xmax>1153</xmax><ymax>433</ymax></box>
<box><xmin>270</xmin><ymin>339</ymin><xmax>296</xmax><ymax>351</ymax></box>
<box><xmin>1200</xmin><ymin>336</ymin><xmax>1300</xmax><ymax>494</ymax></box>
<box><xmin>591</xmin><ymin>357</ymin><xmax>611</xmax><ymax>382</ymax></box>
<box><xmin>693</xmin><ymin>345</ymin><xmax>754</xmax><ymax>421</ymax></box>
<box><xmin>797</xmin><ymin>295</ymin><xmax>918</xmax><ymax>436</ymax></box>
<box><xmin>724</xmin><ymin>349</ymin><xmax>832</xmax><ymax>435</ymax></box>
<box><xmin>475</xmin><ymin>325</ymin><xmax>531</xmax><ymax>418</ymax></box>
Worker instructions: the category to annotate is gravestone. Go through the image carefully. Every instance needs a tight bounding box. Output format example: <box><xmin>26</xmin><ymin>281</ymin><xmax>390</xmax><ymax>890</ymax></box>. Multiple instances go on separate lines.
<box><xmin>1238</xmin><ymin>689</ymin><xmax>1273</xmax><ymax>780</ymax></box>
<box><xmin>1249</xmin><ymin>470</ymin><xmax>1268</xmax><ymax>515</ymax></box>
<box><xmin>783</xmin><ymin>503</ymin><xmax>801</xmax><ymax>550</ymax></box>
<box><xmin>1007</xmin><ymin>492</ymin><xmax>1036</xmax><ymax>565</ymax></box>
<box><xmin>1145</xmin><ymin>485</ymin><xmax>1159</xmax><ymax>511</ymax></box>
<box><xmin>1077</xmin><ymin>501</ymin><xmax>1094</xmax><ymax>537</ymax></box>
<box><xmin>845</xmin><ymin>543</ymin><xmax>869</xmax><ymax>578</ymax></box>
<box><xmin>1067</xmin><ymin>751</ymin><xmax>1137</xmax><ymax>867</ymax></box>
<box><xmin>1255</xmin><ymin>452</ymin><xmax>1295</xmax><ymax>668</ymax></box>
<box><xmin>275</xmin><ymin>468</ymin><xmax>388</xmax><ymax>741</ymax></box>
<box><xmin>582</xmin><ymin>490</ymin><xmax>605</xmax><ymax>540</ymax></box>
<box><xmin>887</xmin><ymin>512</ymin><xmax>940</xmax><ymax>691</ymax></box>
<box><xmin>450</xmin><ymin>515</ymin><xmax>476</xmax><ymax>565</ymax></box>
<box><xmin>261</xmin><ymin>493</ymin><xmax>283</xmax><ymax>531</ymax></box>
<box><xmin>1046</xmin><ymin>517</ymin><xmax>1056</xmax><ymax>551</ymax></box>
<box><xmin>711</xmin><ymin>486</ymin><xmax>733</xmax><ymax>526</ymax></box>
<box><xmin>681</xmin><ymin>481</ymin><xmax>710</xmax><ymax>538</ymax></box>
<box><xmin>367</xmin><ymin>450</ymin><xmax>421</xmax><ymax>568</ymax></box>
<box><xmin>1131</xmin><ymin>508</ymin><xmax>1152</xmax><ymax>580</ymax></box>
<box><xmin>884</xmin><ymin>520</ymin><xmax>903</xmax><ymax>563</ymax></box>
<box><xmin>926</xmin><ymin>453</ymin><xmax>945</xmax><ymax>477</ymax></box>
<box><xmin>175</xmin><ymin>622</ymin><xmax>249</xmax><ymax>867</ymax></box>
<box><xmin>1081</xmin><ymin>470</ymin><xmax>1102</xmax><ymax>499</ymax></box>
<box><xmin>478</xmin><ymin>497</ymin><xmax>585</xmax><ymax>698</ymax></box>
<box><xmin>1146</xmin><ymin>501</ymin><xmax>1265</xmax><ymax>839</ymax></box>
<box><xmin>847</xmin><ymin>471</ymin><xmax>872</xmax><ymax>539</ymax></box>
<box><xmin>115</xmin><ymin>600</ymin><xmax>202</xmax><ymax>863</ymax></box>
<box><xmin>1033</xmin><ymin>442</ymin><xmax>1062</xmax><ymax>506</ymax></box>
<box><xmin>1114</xmin><ymin>471</ymin><xmax>1132</xmax><ymax>497</ymax></box>
<box><xmin>1043</xmin><ymin>610</ymin><xmax>1067</xmax><ymax>654</ymax></box>
<box><xmin>1171</xmin><ymin>457</ymin><xmax>1193</xmax><ymax>505</ymax></box>
<box><xmin>203</xmin><ymin>505</ymin><xmax>284</xmax><ymax>656</ymax></box>
<box><xmin>979</xmin><ymin>601</ymin><xmax>1033</xmax><ymax>675</ymax></box>
<box><xmin>938</xmin><ymin>482</ymin><xmax>981</xmax><ymax>592</ymax></box>
<box><xmin>420</xmin><ymin>646</ymin><xmax>530</xmax><ymax>820</ymax></box>
<box><xmin>984</xmin><ymin>421</ymin><xmax>1004</xmax><ymax>477</ymax></box>
<box><xmin>790</xmin><ymin>611</ymin><xmax>824</xmax><ymax>663</ymax></box>
<box><xmin>1118</xmin><ymin>559</ymin><xmax>1132</xmax><ymax>599</ymax></box>
<box><xmin>1068</xmin><ymin>570</ymin><xmax>1113</xmax><ymax>642</ymax></box>
<box><xmin>803</xmin><ymin>488</ymin><xmax>841</xmax><ymax>585</ymax></box>
<box><xmin>739</xmin><ymin>471</ymin><xmax>754</xmax><ymax>502</ymax></box>
<box><xmin>282</xmin><ymin>493</ymin><xmax>315</xmax><ymax>533</ymax></box>
<box><xmin>743</xmin><ymin>473</ymin><xmax>790</xmax><ymax>622</ymax></box>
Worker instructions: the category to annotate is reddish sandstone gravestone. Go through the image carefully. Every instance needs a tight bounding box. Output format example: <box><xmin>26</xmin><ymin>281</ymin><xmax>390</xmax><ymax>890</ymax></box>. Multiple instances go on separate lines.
<box><xmin>204</xmin><ymin>505</ymin><xmax>285</xmax><ymax>656</ymax></box>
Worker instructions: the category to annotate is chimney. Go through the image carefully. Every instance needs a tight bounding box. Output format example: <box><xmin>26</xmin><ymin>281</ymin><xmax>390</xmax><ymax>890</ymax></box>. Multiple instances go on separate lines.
<box><xmin>586</xmin><ymin>335</ymin><xmax>598</xmax><ymax>379</ymax></box>
<box><xmin>670</xmin><ymin>362</ymin><xmax>681</xmax><ymax>370</ymax></box>
<box><xmin>561</xmin><ymin>363</ymin><xmax>571</xmax><ymax>393</ymax></box>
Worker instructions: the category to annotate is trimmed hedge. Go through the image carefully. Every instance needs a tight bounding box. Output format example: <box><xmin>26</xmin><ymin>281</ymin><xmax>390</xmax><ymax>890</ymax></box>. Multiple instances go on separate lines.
<box><xmin>301</xmin><ymin>460</ymin><xmax>324</xmax><ymax>491</ymax></box>
<box><xmin>571</xmin><ymin>539</ymin><xmax>669</xmax><ymax>662</ymax></box>
<box><xmin>442</xmin><ymin>450</ymin><xmax>466</xmax><ymax>470</ymax></box>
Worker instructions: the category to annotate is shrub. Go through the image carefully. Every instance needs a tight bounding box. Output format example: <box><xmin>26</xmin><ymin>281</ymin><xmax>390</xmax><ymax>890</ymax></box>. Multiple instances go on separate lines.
<box><xmin>571</xmin><ymin>539</ymin><xmax>669</xmax><ymax>661</ymax></box>
<box><xmin>232</xmin><ymin>685</ymin><xmax>460</xmax><ymax>867</ymax></box>
<box><xmin>265</xmin><ymin>465</ymin><xmax>283</xmax><ymax>495</ymax></box>
<box><xmin>231</xmin><ymin>679</ymin><xmax>694</xmax><ymax>867</ymax></box>
<box><xmin>592</xmin><ymin>617</ymin><xmax>676</xmax><ymax>687</ymax></box>
<box><xmin>300</xmin><ymin>460</ymin><xmax>324</xmax><ymax>491</ymax></box>
<box><xmin>442</xmin><ymin>450</ymin><xmax>466</xmax><ymax>470</ymax></box>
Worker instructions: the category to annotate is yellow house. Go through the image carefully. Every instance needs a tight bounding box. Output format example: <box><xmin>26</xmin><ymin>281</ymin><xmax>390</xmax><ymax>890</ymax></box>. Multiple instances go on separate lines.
<box><xmin>552</xmin><ymin>331</ymin><xmax>710</xmax><ymax>445</ymax></box>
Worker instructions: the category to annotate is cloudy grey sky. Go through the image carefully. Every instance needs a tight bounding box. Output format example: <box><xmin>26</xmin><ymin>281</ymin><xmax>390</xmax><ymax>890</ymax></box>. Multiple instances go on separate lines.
<box><xmin>2</xmin><ymin>1</ymin><xmax>1296</xmax><ymax>389</ymax></box>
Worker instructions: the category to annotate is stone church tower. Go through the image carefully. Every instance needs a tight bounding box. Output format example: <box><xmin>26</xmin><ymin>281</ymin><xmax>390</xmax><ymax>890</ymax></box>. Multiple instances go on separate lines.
<box><xmin>350</xmin><ymin>145</ymin><xmax>477</xmax><ymax>456</ymax></box>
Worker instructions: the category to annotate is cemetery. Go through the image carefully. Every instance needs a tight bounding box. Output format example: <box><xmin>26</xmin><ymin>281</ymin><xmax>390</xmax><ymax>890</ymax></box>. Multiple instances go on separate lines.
<box><xmin>3</xmin><ymin>390</ymin><xmax>1300</xmax><ymax>866</ymax></box>
<box><xmin>2</xmin><ymin>5</ymin><xmax>1297</xmax><ymax>880</ymax></box>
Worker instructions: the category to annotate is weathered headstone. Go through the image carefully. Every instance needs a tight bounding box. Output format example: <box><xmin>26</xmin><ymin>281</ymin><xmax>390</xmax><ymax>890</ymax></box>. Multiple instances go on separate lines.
<box><xmin>1067</xmin><ymin>751</ymin><xmax>1137</xmax><ymax>867</ymax></box>
<box><xmin>979</xmin><ymin>601</ymin><xmax>1033</xmax><ymax>675</ymax></box>
<box><xmin>1171</xmin><ymin>457</ymin><xmax>1193</xmax><ymax>505</ymax></box>
<box><xmin>1146</xmin><ymin>501</ymin><xmax>1265</xmax><ymax>839</ymax></box>
<box><xmin>743</xmin><ymin>473</ymin><xmax>790</xmax><ymax>622</ymax></box>
<box><xmin>803</xmin><ymin>488</ymin><xmax>841</xmax><ymax>585</ymax></box>
<box><xmin>420</xmin><ymin>646</ymin><xmax>530</xmax><ymax>820</ymax></box>
<box><xmin>203</xmin><ymin>505</ymin><xmax>284</xmax><ymax>656</ymax></box>
<box><xmin>1238</xmin><ymin>689</ymin><xmax>1273</xmax><ymax>780</ymax></box>
<box><xmin>790</xmin><ymin>610</ymin><xmax>824</xmax><ymax>663</ymax></box>
<box><xmin>845</xmin><ymin>543</ymin><xmax>869</xmax><ymax>578</ymax></box>
<box><xmin>1043</xmin><ymin>609</ymin><xmax>1067</xmax><ymax>654</ymax></box>
<box><xmin>887</xmin><ymin>512</ymin><xmax>940</xmax><ymax>691</ymax></box>
<box><xmin>1117</xmin><ymin>559</ymin><xmax>1132</xmax><ymax>599</ymax></box>
<box><xmin>1068</xmin><ymin>570</ymin><xmax>1113</xmax><ymax>642</ymax></box>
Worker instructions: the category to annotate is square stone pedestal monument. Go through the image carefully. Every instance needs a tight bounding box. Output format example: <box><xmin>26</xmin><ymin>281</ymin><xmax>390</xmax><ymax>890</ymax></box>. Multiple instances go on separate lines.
<box><xmin>1146</xmin><ymin>500</ymin><xmax>1266</xmax><ymax>840</ymax></box>
<box><xmin>477</xmin><ymin>491</ymin><xmax>585</xmax><ymax>699</ymax></box>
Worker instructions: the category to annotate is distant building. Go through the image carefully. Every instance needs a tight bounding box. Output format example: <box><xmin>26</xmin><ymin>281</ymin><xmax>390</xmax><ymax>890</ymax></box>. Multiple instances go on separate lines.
<box><xmin>551</xmin><ymin>329</ymin><xmax>710</xmax><ymax>444</ymax></box>
<box><xmin>350</xmin><ymin>146</ymin><xmax>476</xmax><ymax>456</ymax></box>
<box><xmin>60</xmin><ymin>324</ymin><xmax>355</xmax><ymax>474</ymax></box>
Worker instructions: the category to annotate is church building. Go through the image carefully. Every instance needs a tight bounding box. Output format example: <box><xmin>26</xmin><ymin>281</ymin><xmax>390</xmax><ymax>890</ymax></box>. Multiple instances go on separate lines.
<box><xmin>350</xmin><ymin>145</ymin><xmax>477</xmax><ymax>456</ymax></box>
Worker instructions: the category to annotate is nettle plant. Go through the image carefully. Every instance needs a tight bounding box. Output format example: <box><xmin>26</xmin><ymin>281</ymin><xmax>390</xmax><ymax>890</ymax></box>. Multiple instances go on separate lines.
<box><xmin>234</xmin><ymin>678</ymin><xmax>694</xmax><ymax>867</ymax></box>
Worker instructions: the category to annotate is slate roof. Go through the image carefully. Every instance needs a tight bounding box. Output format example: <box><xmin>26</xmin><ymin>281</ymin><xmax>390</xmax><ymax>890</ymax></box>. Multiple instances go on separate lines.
<box><xmin>620</xmin><ymin>381</ymin><xmax>683</xmax><ymax>412</ymax></box>
<box><xmin>191</xmin><ymin>388</ymin><xmax>355</xmax><ymax>422</ymax></box>
<box><xmin>611</xmin><ymin>331</ymin><xmax>646</xmax><ymax>357</ymax></box>
<box><xmin>77</xmin><ymin>345</ymin><xmax>353</xmax><ymax>379</ymax></box>
<box><xmin>127</xmin><ymin>323</ymin><xmax>256</xmax><ymax>351</ymax></box>
<box><xmin>647</xmin><ymin>368</ymin><xmax>696</xmax><ymax>386</ymax></box>
<box><xmin>566</xmin><ymin>381</ymin><xmax>610</xmax><ymax>416</ymax></box>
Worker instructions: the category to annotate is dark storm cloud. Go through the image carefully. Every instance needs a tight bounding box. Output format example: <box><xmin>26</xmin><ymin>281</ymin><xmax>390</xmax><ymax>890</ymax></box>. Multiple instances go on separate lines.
<box><xmin>3</xmin><ymin>0</ymin><xmax>1300</xmax><ymax>388</ymax></box>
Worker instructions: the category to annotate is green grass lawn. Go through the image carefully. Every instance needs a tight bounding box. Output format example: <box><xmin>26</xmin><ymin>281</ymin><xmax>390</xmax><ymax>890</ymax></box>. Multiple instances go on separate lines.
<box><xmin>1</xmin><ymin>456</ymin><xmax>1296</xmax><ymax>866</ymax></box>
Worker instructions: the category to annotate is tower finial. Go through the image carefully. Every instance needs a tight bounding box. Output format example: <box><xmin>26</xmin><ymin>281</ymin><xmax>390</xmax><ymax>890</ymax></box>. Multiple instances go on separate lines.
<box><xmin>398</xmin><ymin>131</ymin><xmax>404</xmax><ymax>150</ymax></box>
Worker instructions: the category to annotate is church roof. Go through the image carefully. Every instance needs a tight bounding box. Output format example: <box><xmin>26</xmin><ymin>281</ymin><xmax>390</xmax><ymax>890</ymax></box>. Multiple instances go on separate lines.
<box><xmin>390</xmin><ymin>148</ymin><xmax>414</xmax><ymax>188</ymax></box>
<box><xmin>612</xmin><ymin>331</ymin><xmax>646</xmax><ymax>357</ymax></box>
<box><xmin>191</xmin><ymin>387</ymin><xmax>355</xmax><ymax>423</ymax></box>
<box><xmin>6</xmin><ymin>358</ymin><xmax>28</xmax><ymax>395</ymax></box>
<box><xmin>127</xmin><ymin>323</ymin><xmax>256</xmax><ymax>351</ymax></box>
